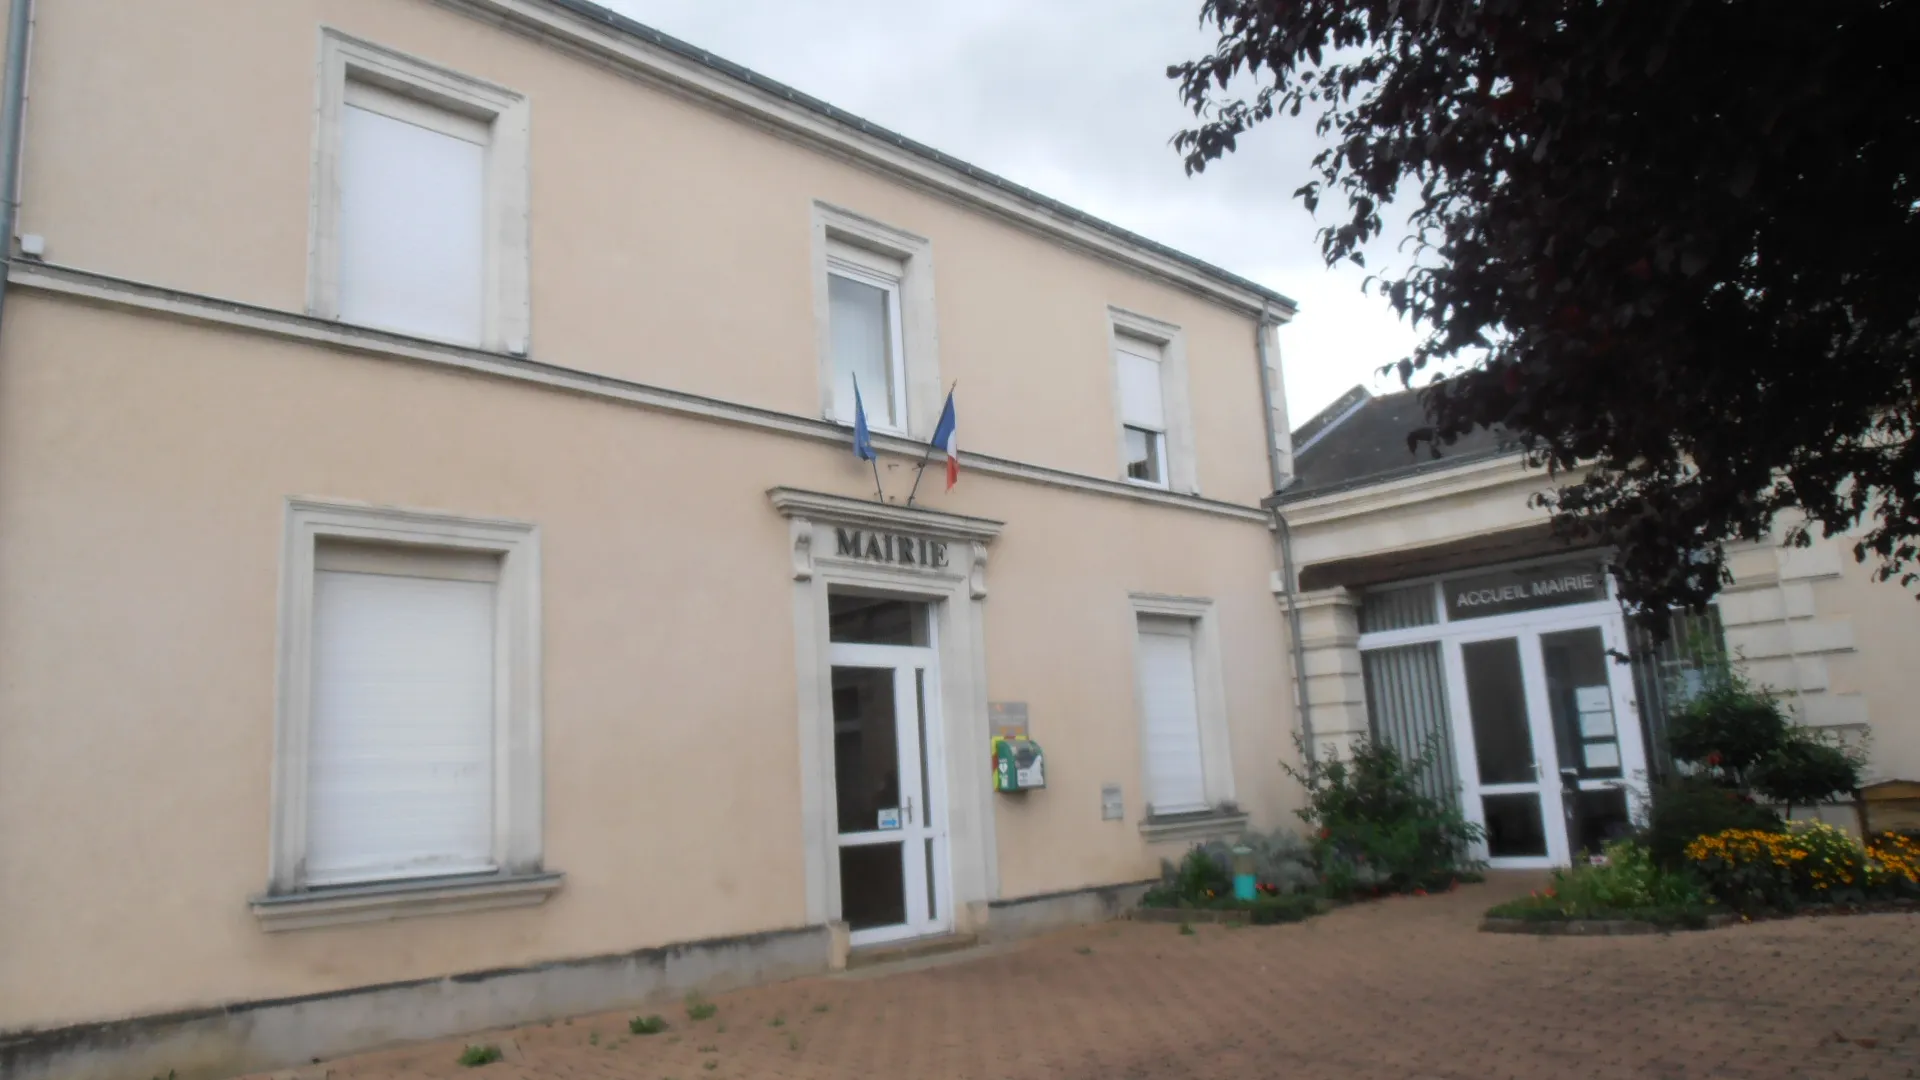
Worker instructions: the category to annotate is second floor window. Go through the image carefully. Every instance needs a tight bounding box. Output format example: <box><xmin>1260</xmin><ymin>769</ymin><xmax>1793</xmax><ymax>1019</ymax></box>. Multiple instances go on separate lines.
<box><xmin>310</xmin><ymin>33</ymin><xmax>531</xmax><ymax>355</ymax></box>
<box><xmin>828</xmin><ymin>244</ymin><xmax>908</xmax><ymax>433</ymax></box>
<box><xmin>1116</xmin><ymin>333</ymin><xmax>1168</xmax><ymax>485</ymax></box>
<box><xmin>338</xmin><ymin>81</ymin><xmax>489</xmax><ymax>345</ymax></box>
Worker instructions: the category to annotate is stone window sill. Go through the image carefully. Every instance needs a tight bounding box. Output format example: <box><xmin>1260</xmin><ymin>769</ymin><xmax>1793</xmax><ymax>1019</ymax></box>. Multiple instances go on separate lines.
<box><xmin>1138</xmin><ymin>810</ymin><xmax>1249</xmax><ymax>844</ymax></box>
<box><xmin>250</xmin><ymin>871</ymin><xmax>564</xmax><ymax>932</ymax></box>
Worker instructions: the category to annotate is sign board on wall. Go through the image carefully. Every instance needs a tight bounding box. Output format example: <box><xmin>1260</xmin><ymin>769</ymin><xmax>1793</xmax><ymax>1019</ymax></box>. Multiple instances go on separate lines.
<box><xmin>989</xmin><ymin>702</ymin><xmax>1029</xmax><ymax>739</ymax></box>
<box><xmin>1444</xmin><ymin>560</ymin><xmax>1607</xmax><ymax>620</ymax></box>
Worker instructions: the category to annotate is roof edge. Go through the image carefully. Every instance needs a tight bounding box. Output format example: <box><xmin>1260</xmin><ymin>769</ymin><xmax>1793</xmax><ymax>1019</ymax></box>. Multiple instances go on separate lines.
<box><xmin>484</xmin><ymin>0</ymin><xmax>1297</xmax><ymax>316</ymax></box>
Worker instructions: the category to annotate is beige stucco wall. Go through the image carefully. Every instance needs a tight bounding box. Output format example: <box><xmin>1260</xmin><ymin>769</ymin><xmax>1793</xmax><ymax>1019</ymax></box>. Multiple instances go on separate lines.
<box><xmin>12</xmin><ymin>0</ymin><xmax>1276</xmax><ymax>507</ymax></box>
<box><xmin>0</xmin><ymin>294</ymin><xmax>1295</xmax><ymax>1030</ymax></box>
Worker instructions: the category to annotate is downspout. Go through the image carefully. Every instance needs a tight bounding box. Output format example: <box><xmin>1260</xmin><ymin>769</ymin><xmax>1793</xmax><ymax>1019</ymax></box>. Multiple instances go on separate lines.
<box><xmin>1272</xmin><ymin>495</ymin><xmax>1313</xmax><ymax>763</ymax></box>
<box><xmin>1253</xmin><ymin>306</ymin><xmax>1315</xmax><ymax>762</ymax></box>
<box><xmin>0</xmin><ymin>0</ymin><xmax>34</xmax><ymax>336</ymax></box>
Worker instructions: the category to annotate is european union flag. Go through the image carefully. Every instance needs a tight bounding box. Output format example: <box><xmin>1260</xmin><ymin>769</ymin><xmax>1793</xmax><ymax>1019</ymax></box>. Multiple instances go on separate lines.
<box><xmin>852</xmin><ymin>374</ymin><xmax>876</xmax><ymax>462</ymax></box>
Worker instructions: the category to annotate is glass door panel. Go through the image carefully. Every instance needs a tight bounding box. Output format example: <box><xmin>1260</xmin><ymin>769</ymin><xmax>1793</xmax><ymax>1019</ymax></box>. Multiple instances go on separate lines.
<box><xmin>1461</xmin><ymin>638</ymin><xmax>1535</xmax><ymax>784</ymax></box>
<box><xmin>829</xmin><ymin>643</ymin><xmax>950</xmax><ymax>946</ymax></box>
<box><xmin>1454</xmin><ymin>636</ymin><xmax>1562</xmax><ymax>864</ymax></box>
<box><xmin>1539</xmin><ymin>624</ymin><xmax>1640</xmax><ymax>854</ymax></box>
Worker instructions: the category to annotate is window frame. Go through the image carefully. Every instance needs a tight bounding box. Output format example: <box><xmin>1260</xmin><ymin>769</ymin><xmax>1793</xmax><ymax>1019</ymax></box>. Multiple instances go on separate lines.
<box><xmin>1108</xmin><ymin>309</ymin><xmax>1197</xmax><ymax>495</ymax></box>
<box><xmin>812</xmin><ymin>203</ymin><xmax>940</xmax><ymax>437</ymax></box>
<box><xmin>1123</xmin><ymin>426</ymin><xmax>1166</xmax><ymax>486</ymax></box>
<box><xmin>261</xmin><ymin>498</ymin><xmax>548</xmax><ymax>929</ymax></box>
<box><xmin>309</xmin><ymin>30</ymin><xmax>531</xmax><ymax>354</ymax></box>
<box><xmin>1128</xmin><ymin>593</ymin><xmax>1236</xmax><ymax>828</ymax></box>
<box><xmin>825</xmin><ymin>252</ymin><xmax>910</xmax><ymax>434</ymax></box>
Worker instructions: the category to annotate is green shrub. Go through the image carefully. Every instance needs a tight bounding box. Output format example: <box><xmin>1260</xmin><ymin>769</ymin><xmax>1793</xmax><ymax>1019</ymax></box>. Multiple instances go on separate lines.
<box><xmin>1144</xmin><ymin>846</ymin><xmax>1232</xmax><ymax>907</ymax></box>
<box><xmin>1642</xmin><ymin>773</ymin><xmax>1783</xmax><ymax>869</ymax></box>
<box><xmin>1240</xmin><ymin>891</ymin><xmax>1324</xmax><ymax>924</ymax></box>
<box><xmin>1667</xmin><ymin>673</ymin><xmax>1788</xmax><ymax>782</ymax></box>
<box><xmin>629</xmin><ymin>1015</ymin><xmax>668</xmax><ymax>1035</ymax></box>
<box><xmin>1749</xmin><ymin>732</ymin><xmax>1863</xmax><ymax>814</ymax></box>
<box><xmin>458</xmin><ymin>1045</ymin><xmax>504</xmax><ymax>1067</ymax></box>
<box><xmin>1286</xmin><ymin>737</ymin><xmax>1482</xmax><ymax>895</ymax></box>
<box><xmin>685</xmin><ymin>996</ymin><xmax>717</xmax><ymax>1021</ymax></box>
<box><xmin>1486</xmin><ymin>839</ymin><xmax>1713</xmax><ymax>925</ymax></box>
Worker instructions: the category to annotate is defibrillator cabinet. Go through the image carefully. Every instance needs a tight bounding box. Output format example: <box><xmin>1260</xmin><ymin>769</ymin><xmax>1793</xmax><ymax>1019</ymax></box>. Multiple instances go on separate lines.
<box><xmin>991</xmin><ymin>735</ymin><xmax>1046</xmax><ymax>792</ymax></box>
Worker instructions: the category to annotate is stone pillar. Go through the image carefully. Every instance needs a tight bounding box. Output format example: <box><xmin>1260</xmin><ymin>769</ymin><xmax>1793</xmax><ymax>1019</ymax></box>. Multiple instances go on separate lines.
<box><xmin>1273</xmin><ymin>580</ymin><xmax>1369</xmax><ymax>761</ymax></box>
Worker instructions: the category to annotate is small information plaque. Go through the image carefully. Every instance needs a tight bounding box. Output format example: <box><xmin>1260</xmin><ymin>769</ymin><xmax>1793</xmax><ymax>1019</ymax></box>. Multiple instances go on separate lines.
<box><xmin>989</xmin><ymin>701</ymin><xmax>1030</xmax><ymax>739</ymax></box>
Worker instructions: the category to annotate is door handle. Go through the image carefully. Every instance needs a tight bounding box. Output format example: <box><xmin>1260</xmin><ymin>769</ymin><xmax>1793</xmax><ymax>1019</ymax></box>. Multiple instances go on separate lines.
<box><xmin>905</xmin><ymin>796</ymin><xmax>914</xmax><ymax>825</ymax></box>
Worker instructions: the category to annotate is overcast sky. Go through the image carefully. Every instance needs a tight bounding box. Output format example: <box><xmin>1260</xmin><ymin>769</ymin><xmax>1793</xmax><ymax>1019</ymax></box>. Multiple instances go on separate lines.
<box><xmin>598</xmin><ymin>0</ymin><xmax>1427</xmax><ymax>424</ymax></box>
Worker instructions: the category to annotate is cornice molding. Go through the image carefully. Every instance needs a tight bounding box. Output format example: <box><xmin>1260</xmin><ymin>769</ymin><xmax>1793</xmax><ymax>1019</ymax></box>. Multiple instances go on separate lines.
<box><xmin>10</xmin><ymin>262</ymin><xmax>1271</xmax><ymax>524</ymax></box>
<box><xmin>767</xmin><ymin>487</ymin><xmax>1004</xmax><ymax>543</ymax></box>
<box><xmin>441</xmin><ymin>0</ymin><xmax>1295</xmax><ymax>319</ymax></box>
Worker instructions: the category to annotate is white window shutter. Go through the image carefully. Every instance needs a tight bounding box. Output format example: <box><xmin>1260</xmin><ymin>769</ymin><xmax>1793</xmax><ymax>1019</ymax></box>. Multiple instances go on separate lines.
<box><xmin>1116</xmin><ymin>340</ymin><xmax>1166</xmax><ymax>430</ymax></box>
<box><xmin>307</xmin><ymin>570</ymin><xmax>497</xmax><ymax>885</ymax></box>
<box><xmin>1137</xmin><ymin>621</ymin><xmax>1207</xmax><ymax>814</ymax></box>
<box><xmin>337</xmin><ymin>102</ymin><xmax>487</xmax><ymax>345</ymax></box>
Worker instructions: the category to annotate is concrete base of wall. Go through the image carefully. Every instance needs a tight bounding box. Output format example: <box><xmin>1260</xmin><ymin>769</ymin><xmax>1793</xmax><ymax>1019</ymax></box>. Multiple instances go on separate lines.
<box><xmin>0</xmin><ymin>924</ymin><xmax>832</xmax><ymax>1080</ymax></box>
<box><xmin>983</xmin><ymin>879</ymin><xmax>1154</xmax><ymax>942</ymax></box>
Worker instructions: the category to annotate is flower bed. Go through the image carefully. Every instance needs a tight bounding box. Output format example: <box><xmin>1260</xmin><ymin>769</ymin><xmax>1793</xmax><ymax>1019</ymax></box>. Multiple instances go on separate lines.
<box><xmin>1139</xmin><ymin>739</ymin><xmax>1485</xmax><ymax>928</ymax></box>
<box><xmin>1486</xmin><ymin>828</ymin><xmax>1920</xmax><ymax>934</ymax></box>
<box><xmin>1131</xmin><ymin>892</ymin><xmax>1330</xmax><ymax>926</ymax></box>
<box><xmin>1685</xmin><ymin>824</ymin><xmax>1920</xmax><ymax>913</ymax></box>
<box><xmin>1483</xmin><ymin>839</ymin><xmax>1723</xmax><ymax>932</ymax></box>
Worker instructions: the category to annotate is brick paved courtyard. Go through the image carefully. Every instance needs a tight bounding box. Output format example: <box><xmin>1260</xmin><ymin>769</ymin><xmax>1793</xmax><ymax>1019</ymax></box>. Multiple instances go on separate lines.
<box><xmin>257</xmin><ymin>876</ymin><xmax>1920</xmax><ymax>1080</ymax></box>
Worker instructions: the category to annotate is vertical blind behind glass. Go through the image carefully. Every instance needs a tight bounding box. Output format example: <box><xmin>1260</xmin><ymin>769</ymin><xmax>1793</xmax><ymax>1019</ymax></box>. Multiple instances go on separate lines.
<box><xmin>1361</xmin><ymin>642</ymin><xmax>1461</xmax><ymax>809</ymax></box>
<box><xmin>1359</xmin><ymin>583</ymin><xmax>1440</xmax><ymax>634</ymax></box>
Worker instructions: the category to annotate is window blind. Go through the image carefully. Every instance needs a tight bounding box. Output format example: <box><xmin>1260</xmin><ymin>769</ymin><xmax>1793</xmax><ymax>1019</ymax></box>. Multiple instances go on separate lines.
<box><xmin>1137</xmin><ymin>618</ymin><xmax>1207</xmax><ymax>814</ymax></box>
<box><xmin>337</xmin><ymin>86</ymin><xmax>487</xmax><ymax>345</ymax></box>
<box><xmin>1115</xmin><ymin>336</ymin><xmax>1166</xmax><ymax>431</ymax></box>
<box><xmin>306</xmin><ymin>569</ymin><xmax>497</xmax><ymax>885</ymax></box>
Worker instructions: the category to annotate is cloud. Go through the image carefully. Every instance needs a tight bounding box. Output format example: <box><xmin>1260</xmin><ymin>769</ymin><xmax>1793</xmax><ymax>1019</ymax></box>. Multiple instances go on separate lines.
<box><xmin>598</xmin><ymin>0</ymin><xmax>1427</xmax><ymax>420</ymax></box>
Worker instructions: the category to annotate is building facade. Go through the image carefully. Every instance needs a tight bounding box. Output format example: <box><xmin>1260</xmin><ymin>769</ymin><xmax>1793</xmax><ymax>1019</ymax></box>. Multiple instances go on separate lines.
<box><xmin>1276</xmin><ymin>387</ymin><xmax>1920</xmax><ymax>869</ymax></box>
<box><xmin>0</xmin><ymin>2</ymin><xmax>1303</xmax><ymax>1077</ymax></box>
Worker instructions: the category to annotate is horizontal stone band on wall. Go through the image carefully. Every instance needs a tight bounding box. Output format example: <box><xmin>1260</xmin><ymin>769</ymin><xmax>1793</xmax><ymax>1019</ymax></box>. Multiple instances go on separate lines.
<box><xmin>0</xmin><ymin>924</ymin><xmax>832</xmax><ymax>1080</ymax></box>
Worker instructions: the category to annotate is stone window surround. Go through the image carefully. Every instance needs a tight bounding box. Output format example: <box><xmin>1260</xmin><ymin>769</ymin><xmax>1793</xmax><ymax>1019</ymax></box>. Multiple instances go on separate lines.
<box><xmin>1128</xmin><ymin>592</ymin><xmax>1238</xmax><ymax>839</ymax></box>
<box><xmin>255</xmin><ymin>497</ymin><xmax>555</xmax><ymax>931</ymax></box>
<box><xmin>810</xmin><ymin>203</ymin><xmax>941</xmax><ymax>437</ymax></box>
<box><xmin>1107</xmin><ymin>307</ymin><xmax>1199</xmax><ymax>496</ymax></box>
<box><xmin>307</xmin><ymin>29</ymin><xmax>533</xmax><ymax>355</ymax></box>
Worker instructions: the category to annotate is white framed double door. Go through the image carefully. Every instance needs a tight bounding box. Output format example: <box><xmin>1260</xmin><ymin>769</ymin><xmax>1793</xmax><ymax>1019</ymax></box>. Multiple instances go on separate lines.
<box><xmin>1443</xmin><ymin>611</ymin><xmax>1649</xmax><ymax>869</ymax></box>
<box><xmin>829</xmin><ymin>639</ymin><xmax>952</xmax><ymax>947</ymax></box>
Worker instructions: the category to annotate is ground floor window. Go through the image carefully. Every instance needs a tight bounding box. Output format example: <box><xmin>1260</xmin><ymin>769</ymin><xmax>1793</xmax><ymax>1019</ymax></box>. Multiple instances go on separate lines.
<box><xmin>1136</xmin><ymin>615</ymin><xmax>1209</xmax><ymax>815</ymax></box>
<box><xmin>308</xmin><ymin>542</ymin><xmax>500</xmax><ymax>885</ymax></box>
<box><xmin>268</xmin><ymin>500</ymin><xmax>543</xmax><ymax>898</ymax></box>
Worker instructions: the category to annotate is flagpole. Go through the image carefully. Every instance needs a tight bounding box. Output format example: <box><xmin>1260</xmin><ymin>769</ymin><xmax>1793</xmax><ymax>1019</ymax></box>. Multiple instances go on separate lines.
<box><xmin>907</xmin><ymin>380</ymin><xmax>957</xmax><ymax>508</ymax></box>
<box><xmin>869</xmin><ymin>450</ymin><xmax>885</xmax><ymax>503</ymax></box>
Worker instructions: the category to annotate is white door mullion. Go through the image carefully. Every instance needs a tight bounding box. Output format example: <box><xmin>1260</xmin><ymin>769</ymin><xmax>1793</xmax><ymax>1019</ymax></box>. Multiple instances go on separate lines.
<box><xmin>892</xmin><ymin>663</ymin><xmax>928</xmax><ymax>935</ymax></box>
<box><xmin>1515</xmin><ymin>632</ymin><xmax>1571</xmax><ymax>867</ymax></box>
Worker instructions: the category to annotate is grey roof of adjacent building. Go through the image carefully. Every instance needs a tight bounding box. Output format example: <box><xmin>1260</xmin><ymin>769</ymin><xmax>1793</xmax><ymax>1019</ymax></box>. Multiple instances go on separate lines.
<box><xmin>551</xmin><ymin>0</ymin><xmax>1297</xmax><ymax>313</ymax></box>
<box><xmin>1278</xmin><ymin>385</ymin><xmax>1520</xmax><ymax>502</ymax></box>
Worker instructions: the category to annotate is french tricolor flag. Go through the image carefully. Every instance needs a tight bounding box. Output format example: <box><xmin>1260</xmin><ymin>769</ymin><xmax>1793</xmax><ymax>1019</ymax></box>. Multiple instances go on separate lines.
<box><xmin>930</xmin><ymin>390</ymin><xmax>959</xmax><ymax>491</ymax></box>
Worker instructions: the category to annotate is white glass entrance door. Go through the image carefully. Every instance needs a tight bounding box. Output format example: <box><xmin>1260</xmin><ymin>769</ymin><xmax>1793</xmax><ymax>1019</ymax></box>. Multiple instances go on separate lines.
<box><xmin>1446</xmin><ymin>615</ymin><xmax>1648</xmax><ymax>868</ymax></box>
<box><xmin>829</xmin><ymin>642</ymin><xmax>949</xmax><ymax>947</ymax></box>
<box><xmin>1455</xmin><ymin>634</ymin><xmax>1562</xmax><ymax>867</ymax></box>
